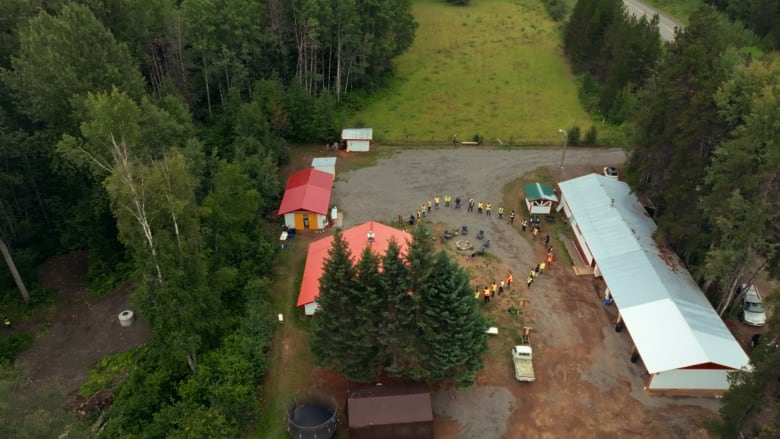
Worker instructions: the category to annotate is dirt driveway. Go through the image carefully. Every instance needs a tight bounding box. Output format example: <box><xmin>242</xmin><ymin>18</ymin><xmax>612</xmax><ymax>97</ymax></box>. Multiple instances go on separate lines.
<box><xmin>330</xmin><ymin>147</ymin><xmax>719</xmax><ymax>438</ymax></box>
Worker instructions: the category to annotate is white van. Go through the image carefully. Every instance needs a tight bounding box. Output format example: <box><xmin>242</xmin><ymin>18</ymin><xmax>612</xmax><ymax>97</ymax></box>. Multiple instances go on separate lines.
<box><xmin>740</xmin><ymin>284</ymin><xmax>766</xmax><ymax>326</ymax></box>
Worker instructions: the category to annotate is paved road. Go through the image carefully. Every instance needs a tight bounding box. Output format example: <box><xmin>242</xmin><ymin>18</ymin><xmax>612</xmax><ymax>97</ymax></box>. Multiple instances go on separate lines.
<box><xmin>623</xmin><ymin>0</ymin><xmax>682</xmax><ymax>42</ymax></box>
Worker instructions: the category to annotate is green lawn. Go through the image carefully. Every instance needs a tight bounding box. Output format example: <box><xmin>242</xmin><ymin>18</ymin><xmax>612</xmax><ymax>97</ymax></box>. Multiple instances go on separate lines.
<box><xmin>639</xmin><ymin>0</ymin><xmax>702</xmax><ymax>25</ymax></box>
<box><xmin>352</xmin><ymin>0</ymin><xmax>591</xmax><ymax>144</ymax></box>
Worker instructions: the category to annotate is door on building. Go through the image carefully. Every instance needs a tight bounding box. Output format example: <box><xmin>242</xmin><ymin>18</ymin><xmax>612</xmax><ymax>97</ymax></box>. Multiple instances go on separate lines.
<box><xmin>303</xmin><ymin>213</ymin><xmax>310</xmax><ymax>229</ymax></box>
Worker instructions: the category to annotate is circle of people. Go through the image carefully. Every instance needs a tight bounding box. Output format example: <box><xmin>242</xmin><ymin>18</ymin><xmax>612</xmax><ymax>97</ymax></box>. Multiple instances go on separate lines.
<box><xmin>403</xmin><ymin>194</ymin><xmax>556</xmax><ymax>304</ymax></box>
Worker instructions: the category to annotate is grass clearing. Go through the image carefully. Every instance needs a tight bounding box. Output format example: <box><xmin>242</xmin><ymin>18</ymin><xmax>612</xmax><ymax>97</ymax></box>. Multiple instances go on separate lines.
<box><xmin>353</xmin><ymin>0</ymin><xmax>591</xmax><ymax>144</ymax></box>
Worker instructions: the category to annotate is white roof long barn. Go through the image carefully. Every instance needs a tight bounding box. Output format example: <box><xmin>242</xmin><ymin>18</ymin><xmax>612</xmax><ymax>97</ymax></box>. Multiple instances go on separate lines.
<box><xmin>558</xmin><ymin>174</ymin><xmax>749</xmax><ymax>394</ymax></box>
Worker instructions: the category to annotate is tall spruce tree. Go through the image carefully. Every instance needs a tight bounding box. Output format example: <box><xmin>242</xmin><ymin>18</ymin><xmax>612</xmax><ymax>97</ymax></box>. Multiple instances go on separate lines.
<box><xmin>563</xmin><ymin>0</ymin><xmax>623</xmax><ymax>74</ymax></box>
<box><xmin>345</xmin><ymin>247</ymin><xmax>384</xmax><ymax>381</ymax></box>
<box><xmin>418</xmin><ymin>251</ymin><xmax>488</xmax><ymax>386</ymax></box>
<box><xmin>378</xmin><ymin>238</ymin><xmax>416</xmax><ymax>376</ymax></box>
<box><xmin>399</xmin><ymin>225</ymin><xmax>437</xmax><ymax>380</ymax></box>
<box><xmin>310</xmin><ymin>231</ymin><xmax>359</xmax><ymax>373</ymax></box>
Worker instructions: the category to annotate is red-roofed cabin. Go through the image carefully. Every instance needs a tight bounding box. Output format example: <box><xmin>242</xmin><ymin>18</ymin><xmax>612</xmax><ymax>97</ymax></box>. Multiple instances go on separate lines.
<box><xmin>298</xmin><ymin>221</ymin><xmax>411</xmax><ymax>315</ymax></box>
<box><xmin>277</xmin><ymin>168</ymin><xmax>334</xmax><ymax>230</ymax></box>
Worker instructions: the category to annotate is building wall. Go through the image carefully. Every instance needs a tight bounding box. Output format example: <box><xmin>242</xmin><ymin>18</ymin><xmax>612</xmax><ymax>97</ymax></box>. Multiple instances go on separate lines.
<box><xmin>284</xmin><ymin>213</ymin><xmax>296</xmax><ymax>229</ymax></box>
<box><xmin>526</xmin><ymin>199</ymin><xmax>553</xmax><ymax>214</ymax></box>
<box><xmin>304</xmin><ymin>302</ymin><xmax>319</xmax><ymax>316</ymax></box>
<box><xmin>285</xmin><ymin>212</ymin><xmax>328</xmax><ymax>230</ymax></box>
<box><xmin>648</xmin><ymin>369</ymin><xmax>731</xmax><ymax>392</ymax></box>
<box><xmin>347</xmin><ymin>140</ymin><xmax>370</xmax><ymax>151</ymax></box>
<box><xmin>350</xmin><ymin>421</ymin><xmax>433</xmax><ymax>439</ymax></box>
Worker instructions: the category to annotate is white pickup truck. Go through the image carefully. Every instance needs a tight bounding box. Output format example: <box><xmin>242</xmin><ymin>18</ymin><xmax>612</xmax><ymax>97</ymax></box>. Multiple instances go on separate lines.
<box><xmin>512</xmin><ymin>343</ymin><xmax>535</xmax><ymax>382</ymax></box>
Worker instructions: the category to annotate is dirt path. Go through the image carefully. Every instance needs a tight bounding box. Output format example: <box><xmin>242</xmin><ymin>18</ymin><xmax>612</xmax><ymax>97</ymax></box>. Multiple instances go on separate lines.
<box><xmin>15</xmin><ymin>251</ymin><xmax>149</xmax><ymax>394</ymax></box>
<box><xmin>329</xmin><ymin>147</ymin><xmax>718</xmax><ymax>438</ymax></box>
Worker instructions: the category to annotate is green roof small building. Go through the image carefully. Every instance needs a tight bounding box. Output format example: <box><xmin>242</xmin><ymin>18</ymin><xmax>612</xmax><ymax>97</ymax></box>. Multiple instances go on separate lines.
<box><xmin>524</xmin><ymin>182</ymin><xmax>558</xmax><ymax>214</ymax></box>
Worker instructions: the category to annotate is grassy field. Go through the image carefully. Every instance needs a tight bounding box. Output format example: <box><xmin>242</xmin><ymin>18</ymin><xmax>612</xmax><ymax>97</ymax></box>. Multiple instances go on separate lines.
<box><xmin>352</xmin><ymin>0</ymin><xmax>591</xmax><ymax>144</ymax></box>
<box><xmin>640</xmin><ymin>0</ymin><xmax>702</xmax><ymax>25</ymax></box>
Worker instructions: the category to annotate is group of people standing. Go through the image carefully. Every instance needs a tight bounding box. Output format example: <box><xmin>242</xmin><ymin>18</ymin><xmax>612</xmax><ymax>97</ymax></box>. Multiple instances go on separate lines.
<box><xmin>405</xmin><ymin>194</ymin><xmax>522</xmax><ymax>226</ymax></box>
<box><xmin>477</xmin><ymin>273</ymin><xmax>514</xmax><ymax>304</ymax></box>
<box><xmin>527</xmin><ymin>246</ymin><xmax>555</xmax><ymax>289</ymax></box>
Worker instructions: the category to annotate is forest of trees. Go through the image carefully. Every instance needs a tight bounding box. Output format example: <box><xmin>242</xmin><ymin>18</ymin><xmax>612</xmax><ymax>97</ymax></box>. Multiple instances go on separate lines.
<box><xmin>0</xmin><ymin>0</ymin><xmax>416</xmax><ymax>436</ymax></box>
<box><xmin>311</xmin><ymin>227</ymin><xmax>488</xmax><ymax>386</ymax></box>
<box><xmin>563</xmin><ymin>2</ymin><xmax>779</xmax><ymax>436</ymax></box>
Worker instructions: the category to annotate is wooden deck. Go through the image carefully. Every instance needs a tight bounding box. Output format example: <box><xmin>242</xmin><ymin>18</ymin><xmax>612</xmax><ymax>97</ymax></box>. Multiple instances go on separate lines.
<box><xmin>561</xmin><ymin>236</ymin><xmax>594</xmax><ymax>276</ymax></box>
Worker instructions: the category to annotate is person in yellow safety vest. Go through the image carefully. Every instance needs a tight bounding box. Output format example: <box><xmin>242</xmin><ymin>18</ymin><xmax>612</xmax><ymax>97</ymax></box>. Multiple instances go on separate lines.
<box><xmin>427</xmin><ymin>200</ymin><xmax>432</xmax><ymax>212</ymax></box>
<box><xmin>483</xmin><ymin>286</ymin><xmax>491</xmax><ymax>304</ymax></box>
<box><xmin>486</xmin><ymin>203</ymin><xmax>492</xmax><ymax>216</ymax></box>
<box><xmin>434</xmin><ymin>195</ymin><xmax>440</xmax><ymax>209</ymax></box>
<box><xmin>491</xmin><ymin>281</ymin><xmax>497</xmax><ymax>297</ymax></box>
<box><xmin>477</xmin><ymin>202</ymin><xmax>483</xmax><ymax>214</ymax></box>
<box><xmin>539</xmin><ymin>261</ymin><xmax>546</xmax><ymax>275</ymax></box>
<box><xmin>498</xmin><ymin>206</ymin><xmax>504</xmax><ymax>219</ymax></box>
<box><xmin>444</xmin><ymin>195</ymin><xmax>451</xmax><ymax>207</ymax></box>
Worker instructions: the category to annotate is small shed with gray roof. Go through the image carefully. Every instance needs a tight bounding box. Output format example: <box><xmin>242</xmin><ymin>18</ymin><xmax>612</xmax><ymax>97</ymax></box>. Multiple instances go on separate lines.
<box><xmin>341</xmin><ymin>128</ymin><xmax>373</xmax><ymax>152</ymax></box>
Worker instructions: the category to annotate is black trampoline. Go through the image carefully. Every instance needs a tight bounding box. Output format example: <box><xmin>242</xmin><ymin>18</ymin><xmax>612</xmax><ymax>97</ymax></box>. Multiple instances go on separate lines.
<box><xmin>286</xmin><ymin>391</ymin><xmax>338</xmax><ymax>439</ymax></box>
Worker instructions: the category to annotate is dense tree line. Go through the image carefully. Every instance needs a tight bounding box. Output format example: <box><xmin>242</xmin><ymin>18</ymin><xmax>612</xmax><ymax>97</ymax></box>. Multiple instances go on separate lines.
<box><xmin>563</xmin><ymin>0</ymin><xmax>661</xmax><ymax>123</ymax></box>
<box><xmin>311</xmin><ymin>227</ymin><xmax>489</xmax><ymax>386</ymax></box>
<box><xmin>0</xmin><ymin>0</ymin><xmax>416</xmax><ymax>436</ymax></box>
<box><xmin>566</xmin><ymin>3</ymin><xmax>779</xmax><ymax>436</ymax></box>
<box><xmin>706</xmin><ymin>0</ymin><xmax>780</xmax><ymax>49</ymax></box>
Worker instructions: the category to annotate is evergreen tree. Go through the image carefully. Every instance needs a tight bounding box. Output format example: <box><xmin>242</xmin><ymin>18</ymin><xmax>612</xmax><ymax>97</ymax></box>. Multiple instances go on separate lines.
<box><xmin>418</xmin><ymin>251</ymin><xmax>488</xmax><ymax>386</ymax></box>
<box><xmin>398</xmin><ymin>225</ymin><xmax>436</xmax><ymax>379</ymax></box>
<box><xmin>310</xmin><ymin>231</ymin><xmax>358</xmax><ymax>373</ymax></box>
<box><xmin>563</xmin><ymin>0</ymin><xmax>623</xmax><ymax>74</ymax></box>
<box><xmin>377</xmin><ymin>239</ymin><xmax>410</xmax><ymax>372</ymax></box>
<box><xmin>597</xmin><ymin>14</ymin><xmax>661</xmax><ymax>122</ymax></box>
<box><xmin>345</xmin><ymin>247</ymin><xmax>384</xmax><ymax>381</ymax></box>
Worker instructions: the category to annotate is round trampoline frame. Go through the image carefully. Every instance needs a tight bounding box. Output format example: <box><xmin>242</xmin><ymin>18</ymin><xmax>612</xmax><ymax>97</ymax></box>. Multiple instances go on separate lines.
<box><xmin>286</xmin><ymin>390</ymin><xmax>338</xmax><ymax>439</ymax></box>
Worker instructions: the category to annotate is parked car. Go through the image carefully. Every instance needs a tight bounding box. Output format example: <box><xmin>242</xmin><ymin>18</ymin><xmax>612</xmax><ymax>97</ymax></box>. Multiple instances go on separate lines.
<box><xmin>740</xmin><ymin>284</ymin><xmax>766</xmax><ymax>326</ymax></box>
<box><xmin>603</xmin><ymin>166</ymin><xmax>619</xmax><ymax>180</ymax></box>
<box><xmin>511</xmin><ymin>336</ymin><xmax>535</xmax><ymax>382</ymax></box>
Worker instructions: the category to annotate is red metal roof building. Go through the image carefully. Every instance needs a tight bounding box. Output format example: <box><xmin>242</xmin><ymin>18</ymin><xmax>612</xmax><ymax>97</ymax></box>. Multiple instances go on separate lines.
<box><xmin>277</xmin><ymin>168</ymin><xmax>334</xmax><ymax>230</ymax></box>
<box><xmin>297</xmin><ymin>221</ymin><xmax>411</xmax><ymax>315</ymax></box>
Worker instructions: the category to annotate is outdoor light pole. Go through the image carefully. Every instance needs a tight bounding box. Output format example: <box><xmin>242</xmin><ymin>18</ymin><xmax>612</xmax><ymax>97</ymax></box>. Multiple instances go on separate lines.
<box><xmin>558</xmin><ymin>129</ymin><xmax>568</xmax><ymax>182</ymax></box>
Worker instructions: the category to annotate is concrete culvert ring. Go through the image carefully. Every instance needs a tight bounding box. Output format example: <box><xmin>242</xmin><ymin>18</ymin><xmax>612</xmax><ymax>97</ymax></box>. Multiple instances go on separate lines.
<box><xmin>118</xmin><ymin>310</ymin><xmax>134</xmax><ymax>327</ymax></box>
<box><xmin>286</xmin><ymin>391</ymin><xmax>338</xmax><ymax>439</ymax></box>
<box><xmin>456</xmin><ymin>239</ymin><xmax>473</xmax><ymax>251</ymax></box>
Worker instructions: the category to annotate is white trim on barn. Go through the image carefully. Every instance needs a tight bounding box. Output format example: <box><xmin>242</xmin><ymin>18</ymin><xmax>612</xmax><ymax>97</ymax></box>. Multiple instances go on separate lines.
<box><xmin>341</xmin><ymin>128</ymin><xmax>373</xmax><ymax>152</ymax></box>
<box><xmin>558</xmin><ymin>174</ymin><xmax>750</xmax><ymax>394</ymax></box>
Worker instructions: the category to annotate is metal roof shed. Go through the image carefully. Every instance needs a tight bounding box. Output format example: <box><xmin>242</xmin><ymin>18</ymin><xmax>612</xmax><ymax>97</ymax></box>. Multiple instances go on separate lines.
<box><xmin>524</xmin><ymin>182</ymin><xmax>558</xmax><ymax>214</ymax></box>
<box><xmin>311</xmin><ymin>157</ymin><xmax>337</xmax><ymax>176</ymax></box>
<box><xmin>557</xmin><ymin>174</ymin><xmax>750</xmax><ymax>395</ymax></box>
<box><xmin>341</xmin><ymin>128</ymin><xmax>373</xmax><ymax>152</ymax></box>
<box><xmin>348</xmin><ymin>384</ymin><xmax>433</xmax><ymax>439</ymax></box>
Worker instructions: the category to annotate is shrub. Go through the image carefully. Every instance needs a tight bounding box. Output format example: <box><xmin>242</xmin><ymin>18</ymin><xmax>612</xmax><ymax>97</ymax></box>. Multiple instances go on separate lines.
<box><xmin>584</xmin><ymin>126</ymin><xmax>598</xmax><ymax>145</ymax></box>
<box><xmin>567</xmin><ymin>126</ymin><xmax>581</xmax><ymax>146</ymax></box>
<box><xmin>0</xmin><ymin>332</ymin><xmax>33</xmax><ymax>363</ymax></box>
<box><xmin>542</xmin><ymin>0</ymin><xmax>567</xmax><ymax>22</ymax></box>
